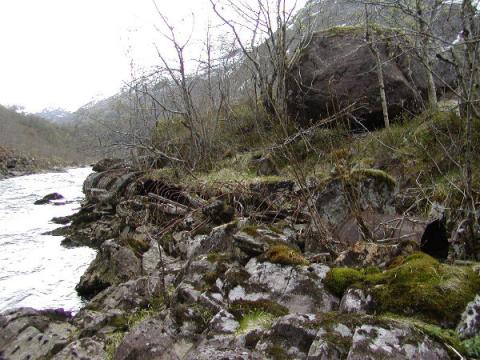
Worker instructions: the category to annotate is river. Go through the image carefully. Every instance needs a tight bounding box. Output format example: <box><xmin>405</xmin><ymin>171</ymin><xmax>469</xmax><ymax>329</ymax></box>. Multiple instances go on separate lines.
<box><xmin>0</xmin><ymin>167</ymin><xmax>96</xmax><ymax>313</ymax></box>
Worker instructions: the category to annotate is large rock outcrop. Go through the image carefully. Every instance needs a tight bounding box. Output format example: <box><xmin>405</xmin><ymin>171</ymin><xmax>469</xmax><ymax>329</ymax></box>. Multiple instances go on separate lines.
<box><xmin>287</xmin><ymin>27</ymin><xmax>457</xmax><ymax>127</ymax></box>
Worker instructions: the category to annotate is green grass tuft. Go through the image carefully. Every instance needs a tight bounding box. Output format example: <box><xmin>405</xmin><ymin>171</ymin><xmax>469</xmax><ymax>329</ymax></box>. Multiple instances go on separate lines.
<box><xmin>236</xmin><ymin>311</ymin><xmax>276</xmax><ymax>334</ymax></box>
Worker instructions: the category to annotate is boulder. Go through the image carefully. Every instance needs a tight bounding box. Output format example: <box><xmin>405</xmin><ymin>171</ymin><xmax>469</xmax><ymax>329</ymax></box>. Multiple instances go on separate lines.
<box><xmin>233</xmin><ymin>231</ymin><xmax>267</xmax><ymax>255</ymax></box>
<box><xmin>0</xmin><ymin>308</ymin><xmax>76</xmax><ymax>360</ymax></box>
<box><xmin>113</xmin><ymin>317</ymin><xmax>193</xmax><ymax>360</ymax></box>
<box><xmin>250</xmin><ymin>155</ymin><xmax>279</xmax><ymax>176</ymax></box>
<box><xmin>339</xmin><ymin>288</ymin><xmax>374</xmax><ymax>314</ymax></box>
<box><xmin>305</xmin><ymin>314</ymin><xmax>450</xmax><ymax>360</ymax></box>
<box><xmin>208</xmin><ymin>310</ymin><xmax>240</xmax><ymax>334</ymax></box>
<box><xmin>184</xmin><ymin>336</ymin><xmax>263</xmax><ymax>360</ymax></box>
<box><xmin>315</xmin><ymin>170</ymin><xmax>396</xmax><ymax>230</ymax></box>
<box><xmin>229</xmin><ymin>258</ymin><xmax>338</xmax><ymax>313</ymax></box>
<box><xmin>456</xmin><ymin>294</ymin><xmax>480</xmax><ymax>339</ymax></box>
<box><xmin>202</xmin><ymin>200</ymin><xmax>235</xmax><ymax>225</ymax></box>
<box><xmin>51</xmin><ymin>216</ymin><xmax>71</xmax><ymax>225</ymax></box>
<box><xmin>334</xmin><ymin>215</ymin><xmax>448</xmax><ymax>260</ymax></box>
<box><xmin>76</xmin><ymin>240</ymin><xmax>141</xmax><ymax>298</ymax></box>
<box><xmin>347</xmin><ymin>324</ymin><xmax>449</xmax><ymax>359</ymax></box>
<box><xmin>6</xmin><ymin>158</ymin><xmax>17</xmax><ymax>169</ymax></box>
<box><xmin>51</xmin><ymin>338</ymin><xmax>106</xmax><ymax>360</ymax></box>
<box><xmin>287</xmin><ymin>27</ymin><xmax>457</xmax><ymax>127</ymax></box>
<box><xmin>73</xmin><ymin>308</ymin><xmax>126</xmax><ymax>337</ymax></box>
<box><xmin>187</xmin><ymin>222</ymin><xmax>238</xmax><ymax>258</ymax></box>
<box><xmin>83</xmin><ymin>170</ymin><xmax>140</xmax><ymax>204</ymax></box>
<box><xmin>142</xmin><ymin>240</ymin><xmax>168</xmax><ymax>275</ymax></box>
<box><xmin>233</xmin><ymin>225</ymin><xmax>295</xmax><ymax>256</ymax></box>
<box><xmin>334</xmin><ymin>240</ymin><xmax>418</xmax><ymax>268</ymax></box>
<box><xmin>34</xmin><ymin>192</ymin><xmax>64</xmax><ymax>205</ymax></box>
<box><xmin>85</xmin><ymin>275</ymin><xmax>164</xmax><ymax>313</ymax></box>
<box><xmin>91</xmin><ymin>158</ymin><xmax>124</xmax><ymax>172</ymax></box>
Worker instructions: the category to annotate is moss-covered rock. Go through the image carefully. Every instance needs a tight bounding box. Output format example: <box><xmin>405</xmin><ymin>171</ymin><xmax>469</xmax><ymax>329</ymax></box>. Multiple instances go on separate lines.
<box><xmin>324</xmin><ymin>267</ymin><xmax>368</xmax><ymax>297</ymax></box>
<box><xmin>325</xmin><ymin>253</ymin><xmax>480</xmax><ymax>325</ymax></box>
<box><xmin>229</xmin><ymin>299</ymin><xmax>289</xmax><ymax>319</ymax></box>
<box><xmin>264</xmin><ymin>244</ymin><xmax>309</xmax><ymax>266</ymax></box>
<box><xmin>350</xmin><ymin>168</ymin><xmax>397</xmax><ymax>189</ymax></box>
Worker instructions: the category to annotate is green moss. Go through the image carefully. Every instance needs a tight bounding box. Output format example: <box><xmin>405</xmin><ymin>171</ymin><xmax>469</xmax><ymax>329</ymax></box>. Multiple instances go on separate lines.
<box><xmin>264</xmin><ymin>244</ymin><xmax>309</xmax><ymax>266</ymax></box>
<box><xmin>324</xmin><ymin>268</ymin><xmax>366</xmax><ymax>297</ymax></box>
<box><xmin>144</xmin><ymin>167</ymin><xmax>178</xmax><ymax>181</ymax></box>
<box><xmin>120</xmin><ymin>236</ymin><xmax>150</xmax><ymax>257</ymax></box>
<box><xmin>194</xmin><ymin>305</ymin><xmax>216</xmax><ymax>330</ymax></box>
<box><xmin>382</xmin><ymin>315</ymin><xmax>467</xmax><ymax>357</ymax></box>
<box><xmin>368</xmin><ymin>253</ymin><xmax>480</xmax><ymax>324</ymax></box>
<box><xmin>172</xmin><ymin>303</ymin><xmax>189</xmax><ymax>326</ymax></box>
<box><xmin>462</xmin><ymin>336</ymin><xmax>480</xmax><ymax>357</ymax></box>
<box><xmin>207</xmin><ymin>252</ymin><xmax>231</xmax><ymax>264</ymax></box>
<box><xmin>223</xmin><ymin>268</ymin><xmax>251</xmax><ymax>290</ymax></box>
<box><xmin>204</xmin><ymin>270</ymin><xmax>220</xmax><ymax>286</ymax></box>
<box><xmin>236</xmin><ymin>311</ymin><xmax>276</xmax><ymax>334</ymax></box>
<box><xmin>104</xmin><ymin>301</ymin><xmax>165</xmax><ymax>360</ymax></box>
<box><xmin>326</xmin><ymin>253</ymin><xmax>480</xmax><ymax>325</ymax></box>
<box><xmin>268</xmin><ymin>224</ymin><xmax>284</xmax><ymax>234</ymax></box>
<box><xmin>105</xmin><ymin>332</ymin><xmax>125</xmax><ymax>360</ymax></box>
<box><xmin>173</xmin><ymin>303</ymin><xmax>216</xmax><ymax>332</ymax></box>
<box><xmin>241</xmin><ymin>225</ymin><xmax>260</xmax><ymax>237</ymax></box>
<box><xmin>159</xmin><ymin>233</ymin><xmax>174</xmax><ymax>252</ymax></box>
<box><xmin>322</xmin><ymin>331</ymin><xmax>353</xmax><ymax>354</ymax></box>
<box><xmin>229</xmin><ymin>299</ymin><xmax>289</xmax><ymax>318</ymax></box>
<box><xmin>265</xmin><ymin>345</ymin><xmax>289</xmax><ymax>360</ymax></box>
<box><xmin>351</xmin><ymin>168</ymin><xmax>397</xmax><ymax>189</ymax></box>
<box><xmin>322</xmin><ymin>25</ymin><xmax>364</xmax><ymax>36</ymax></box>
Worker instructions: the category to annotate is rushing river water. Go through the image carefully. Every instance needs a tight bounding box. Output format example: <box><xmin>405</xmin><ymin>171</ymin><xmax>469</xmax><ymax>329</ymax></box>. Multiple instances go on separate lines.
<box><xmin>0</xmin><ymin>167</ymin><xmax>97</xmax><ymax>313</ymax></box>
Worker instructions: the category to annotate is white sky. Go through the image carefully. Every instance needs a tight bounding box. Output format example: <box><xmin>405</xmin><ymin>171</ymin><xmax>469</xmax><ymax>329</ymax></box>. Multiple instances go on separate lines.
<box><xmin>0</xmin><ymin>0</ymin><xmax>213</xmax><ymax>112</ymax></box>
<box><xmin>0</xmin><ymin>0</ymin><xmax>306</xmax><ymax>113</ymax></box>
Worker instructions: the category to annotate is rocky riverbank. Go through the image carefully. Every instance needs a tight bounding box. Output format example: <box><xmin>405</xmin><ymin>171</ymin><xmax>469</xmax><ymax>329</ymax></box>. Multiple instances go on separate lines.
<box><xmin>0</xmin><ymin>146</ymin><xmax>81</xmax><ymax>180</ymax></box>
<box><xmin>2</xmin><ymin>159</ymin><xmax>480</xmax><ymax>359</ymax></box>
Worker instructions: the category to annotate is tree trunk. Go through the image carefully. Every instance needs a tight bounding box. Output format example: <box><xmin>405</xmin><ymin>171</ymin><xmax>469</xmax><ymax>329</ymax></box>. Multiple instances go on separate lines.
<box><xmin>425</xmin><ymin>52</ymin><xmax>438</xmax><ymax>110</ymax></box>
<box><xmin>370</xmin><ymin>39</ymin><xmax>390</xmax><ymax>128</ymax></box>
<box><xmin>365</xmin><ymin>4</ymin><xmax>389</xmax><ymax>128</ymax></box>
<box><xmin>417</xmin><ymin>1</ymin><xmax>438</xmax><ymax>110</ymax></box>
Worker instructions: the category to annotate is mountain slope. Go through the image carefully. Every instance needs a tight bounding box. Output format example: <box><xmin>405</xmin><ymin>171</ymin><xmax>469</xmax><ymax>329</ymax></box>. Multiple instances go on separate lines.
<box><xmin>0</xmin><ymin>104</ymin><xmax>85</xmax><ymax>162</ymax></box>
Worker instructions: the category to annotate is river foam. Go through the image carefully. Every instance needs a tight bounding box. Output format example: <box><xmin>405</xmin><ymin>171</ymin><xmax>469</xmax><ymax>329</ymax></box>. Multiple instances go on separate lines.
<box><xmin>0</xmin><ymin>167</ymin><xmax>97</xmax><ymax>312</ymax></box>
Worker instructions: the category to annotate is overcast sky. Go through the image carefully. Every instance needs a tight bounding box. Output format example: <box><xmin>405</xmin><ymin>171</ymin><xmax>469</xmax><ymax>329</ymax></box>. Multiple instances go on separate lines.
<box><xmin>0</xmin><ymin>0</ymin><xmax>214</xmax><ymax>112</ymax></box>
<box><xmin>0</xmin><ymin>0</ymin><xmax>308</xmax><ymax>113</ymax></box>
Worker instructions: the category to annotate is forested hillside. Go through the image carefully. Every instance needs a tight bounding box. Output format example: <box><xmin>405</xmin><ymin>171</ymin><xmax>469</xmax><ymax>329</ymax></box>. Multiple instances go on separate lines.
<box><xmin>0</xmin><ymin>104</ymin><xmax>86</xmax><ymax>163</ymax></box>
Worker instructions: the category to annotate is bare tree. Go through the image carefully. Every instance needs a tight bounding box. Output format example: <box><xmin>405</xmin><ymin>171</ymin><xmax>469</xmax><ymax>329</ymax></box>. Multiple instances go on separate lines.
<box><xmin>210</xmin><ymin>0</ymin><xmax>318</xmax><ymax>129</ymax></box>
<box><xmin>364</xmin><ymin>0</ymin><xmax>452</xmax><ymax>110</ymax></box>
<box><xmin>449</xmin><ymin>0</ymin><xmax>480</xmax><ymax>255</ymax></box>
<box><xmin>365</xmin><ymin>4</ymin><xmax>390</xmax><ymax>128</ymax></box>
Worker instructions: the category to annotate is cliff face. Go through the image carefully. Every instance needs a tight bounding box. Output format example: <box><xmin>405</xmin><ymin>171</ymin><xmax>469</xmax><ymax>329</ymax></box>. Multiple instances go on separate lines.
<box><xmin>2</xmin><ymin>158</ymin><xmax>479</xmax><ymax>359</ymax></box>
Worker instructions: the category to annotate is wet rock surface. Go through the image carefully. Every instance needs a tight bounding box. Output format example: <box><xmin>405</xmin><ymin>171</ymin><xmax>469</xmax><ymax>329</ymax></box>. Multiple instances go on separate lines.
<box><xmin>34</xmin><ymin>192</ymin><xmax>64</xmax><ymax>205</ymax></box>
<box><xmin>75</xmin><ymin>239</ymin><xmax>142</xmax><ymax>298</ymax></box>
